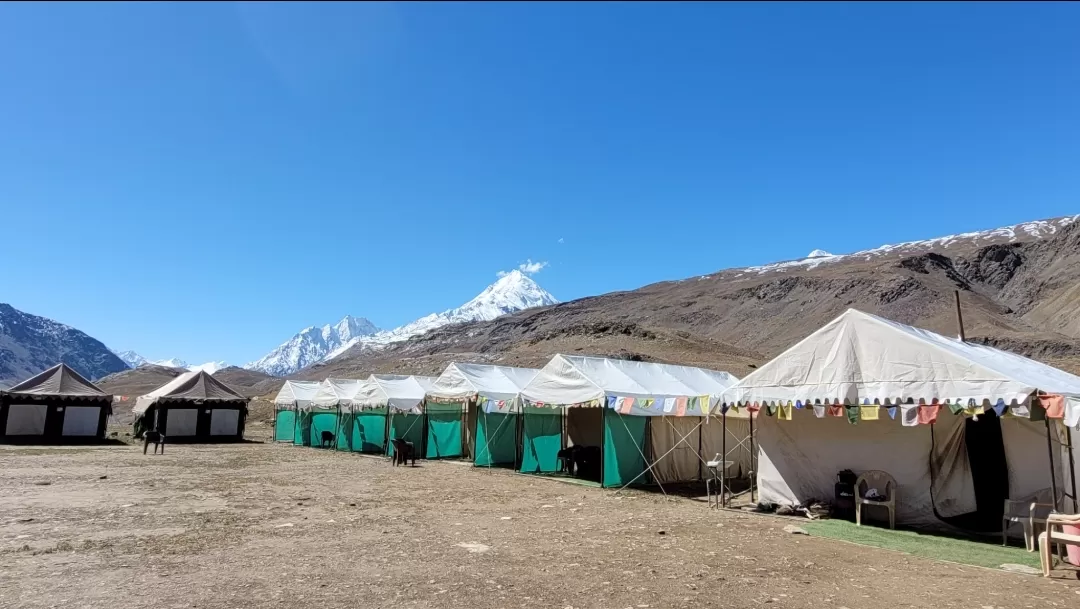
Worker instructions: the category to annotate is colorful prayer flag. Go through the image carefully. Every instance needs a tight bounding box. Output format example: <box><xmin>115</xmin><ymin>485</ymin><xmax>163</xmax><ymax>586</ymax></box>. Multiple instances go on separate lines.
<box><xmin>859</xmin><ymin>405</ymin><xmax>879</xmax><ymax>421</ymax></box>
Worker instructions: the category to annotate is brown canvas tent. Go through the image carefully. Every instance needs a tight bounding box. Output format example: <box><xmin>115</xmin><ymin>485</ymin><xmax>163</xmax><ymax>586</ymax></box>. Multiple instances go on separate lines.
<box><xmin>0</xmin><ymin>363</ymin><xmax>113</xmax><ymax>443</ymax></box>
<box><xmin>133</xmin><ymin>370</ymin><xmax>249</xmax><ymax>442</ymax></box>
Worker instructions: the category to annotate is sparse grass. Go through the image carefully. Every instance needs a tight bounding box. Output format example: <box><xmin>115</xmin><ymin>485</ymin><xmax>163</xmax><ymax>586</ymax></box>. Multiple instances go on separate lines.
<box><xmin>803</xmin><ymin>519</ymin><xmax>1042</xmax><ymax>570</ymax></box>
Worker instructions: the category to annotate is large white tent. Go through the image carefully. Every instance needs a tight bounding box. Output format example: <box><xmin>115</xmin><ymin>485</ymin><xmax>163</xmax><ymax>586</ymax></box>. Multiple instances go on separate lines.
<box><xmin>348</xmin><ymin>375</ymin><xmax>437</xmax><ymax>458</ymax></box>
<box><xmin>271</xmin><ymin>380</ymin><xmax>321</xmax><ymax>442</ymax></box>
<box><xmin>518</xmin><ymin>355</ymin><xmax>741</xmax><ymax>488</ymax></box>
<box><xmin>427</xmin><ymin>363</ymin><xmax>539</xmax><ymax>464</ymax></box>
<box><xmin>721</xmin><ymin>308</ymin><xmax>1080</xmax><ymax>527</ymax></box>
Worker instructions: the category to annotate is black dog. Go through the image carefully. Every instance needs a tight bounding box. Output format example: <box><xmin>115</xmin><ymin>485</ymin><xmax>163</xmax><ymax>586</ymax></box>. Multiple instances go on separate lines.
<box><xmin>574</xmin><ymin>446</ymin><xmax>602</xmax><ymax>481</ymax></box>
<box><xmin>143</xmin><ymin>430</ymin><xmax>165</xmax><ymax>455</ymax></box>
<box><xmin>557</xmin><ymin>446</ymin><xmax>577</xmax><ymax>476</ymax></box>
<box><xmin>391</xmin><ymin>438</ymin><xmax>416</xmax><ymax>467</ymax></box>
<box><xmin>320</xmin><ymin>430</ymin><xmax>335</xmax><ymax>448</ymax></box>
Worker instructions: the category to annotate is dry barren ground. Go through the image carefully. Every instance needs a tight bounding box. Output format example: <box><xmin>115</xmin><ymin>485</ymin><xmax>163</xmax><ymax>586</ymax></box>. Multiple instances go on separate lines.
<box><xmin>1</xmin><ymin>436</ymin><xmax>1078</xmax><ymax>609</ymax></box>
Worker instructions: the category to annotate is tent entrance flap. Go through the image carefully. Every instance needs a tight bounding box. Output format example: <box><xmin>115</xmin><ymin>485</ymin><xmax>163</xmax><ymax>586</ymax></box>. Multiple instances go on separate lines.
<box><xmin>309</xmin><ymin>412</ymin><xmax>340</xmax><ymax>448</ymax></box>
<box><xmin>603</xmin><ymin>409</ymin><xmax>650</xmax><ymax>488</ymax></box>
<box><xmin>520</xmin><ymin>407</ymin><xmax>562</xmax><ymax>473</ymax></box>
<box><xmin>388</xmin><ymin>413</ymin><xmax>425</xmax><ymax>458</ymax></box>
<box><xmin>274</xmin><ymin>410</ymin><xmax>296</xmax><ymax>442</ymax></box>
<box><xmin>342</xmin><ymin>408</ymin><xmax>388</xmax><ymax>453</ymax></box>
<box><xmin>475</xmin><ymin>411</ymin><xmax>518</xmax><ymax>467</ymax></box>
<box><xmin>426</xmin><ymin>402</ymin><xmax>464</xmax><ymax>459</ymax></box>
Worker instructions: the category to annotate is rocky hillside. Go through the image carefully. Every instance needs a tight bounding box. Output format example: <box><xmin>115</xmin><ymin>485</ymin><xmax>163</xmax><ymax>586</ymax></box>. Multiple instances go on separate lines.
<box><xmin>0</xmin><ymin>303</ymin><xmax>129</xmax><ymax>385</ymax></box>
<box><xmin>298</xmin><ymin>215</ymin><xmax>1080</xmax><ymax>381</ymax></box>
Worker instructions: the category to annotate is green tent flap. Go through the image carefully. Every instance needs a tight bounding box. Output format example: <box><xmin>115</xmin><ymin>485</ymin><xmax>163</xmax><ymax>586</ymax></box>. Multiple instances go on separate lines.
<box><xmin>603</xmin><ymin>410</ymin><xmax>649</xmax><ymax>488</ymax></box>
<box><xmin>426</xmin><ymin>402</ymin><xmax>464</xmax><ymax>459</ymax></box>
<box><xmin>341</xmin><ymin>409</ymin><xmax>388</xmax><ymax>453</ymax></box>
<box><xmin>520</xmin><ymin>407</ymin><xmax>562</xmax><ymax>473</ymax></box>
<box><xmin>475</xmin><ymin>411</ymin><xmax>517</xmax><ymax>467</ymax></box>
<box><xmin>274</xmin><ymin>410</ymin><xmax>296</xmax><ymax>442</ymax></box>
<box><xmin>294</xmin><ymin>412</ymin><xmax>310</xmax><ymax>446</ymax></box>
<box><xmin>309</xmin><ymin>412</ymin><xmax>340</xmax><ymax>449</ymax></box>
<box><xmin>388</xmin><ymin>413</ymin><xmax>425</xmax><ymax>458</ymax></box>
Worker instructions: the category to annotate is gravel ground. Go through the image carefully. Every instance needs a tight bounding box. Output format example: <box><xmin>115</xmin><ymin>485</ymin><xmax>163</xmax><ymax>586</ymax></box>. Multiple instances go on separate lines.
<box><xmin>1</xmin><ymin>437</ymin><xmax>1078</xmax><ymax>609</ymax></box>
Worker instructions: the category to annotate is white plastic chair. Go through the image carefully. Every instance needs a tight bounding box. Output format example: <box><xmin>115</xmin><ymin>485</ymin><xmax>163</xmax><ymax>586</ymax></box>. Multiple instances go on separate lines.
<box><xmin>855</xmin><ymin>470</ymin><xmax>897</xmax><ymax>529</ymax></box>
<box><xmin>1003</xmin><ymin>488</ymin><xmax>1063</xmax><ymax>551</ymax></box>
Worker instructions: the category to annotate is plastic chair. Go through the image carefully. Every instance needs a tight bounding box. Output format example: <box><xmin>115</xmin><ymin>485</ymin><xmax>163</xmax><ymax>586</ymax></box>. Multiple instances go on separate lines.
<box><xmin>1038</xmin><ymin>512</ymin><xmax>1080</xmax><ymax>577</ymax></box>
<box><xmin>1002</xmin><ymin>488</ymin><xmax>1063</xmax><ymax>550</ymax></box>
<box><xmin>855</xmin><ymin>470</ymin><xmax>897</xmax><ymax>529</ymax></box>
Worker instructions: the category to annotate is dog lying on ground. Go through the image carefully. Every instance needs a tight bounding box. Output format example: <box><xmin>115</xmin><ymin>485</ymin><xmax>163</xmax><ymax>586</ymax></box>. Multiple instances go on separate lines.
<box><xmin>320</xmin><ymin>430</ymin><xmax>335</xmax><ymax>448</ymax></box>
<box><xmin>143</xmin><ymin>430</ymin><xmax>165</xmax><ymax>455</ymax></box>
<box><xmin>391</xmin><ymin>438</ymin><xmax>416</xmax><ymax>466</ymax></box>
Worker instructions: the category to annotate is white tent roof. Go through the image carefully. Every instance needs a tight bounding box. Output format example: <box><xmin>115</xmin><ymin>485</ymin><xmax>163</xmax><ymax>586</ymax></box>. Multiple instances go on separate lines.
<box><xmin>723</xmin><ymin>309</ymin><xmax>1080</xmax><ymax>425</ymax></box>
<box><xmin>308</xmin><ymin>379</ymin><xmax>368</xmax><ymax>410</ymax></box>
<box><xmin>133</xmin><ymin>370</ymin><xmax>247</xmax><ymax>415</ymax></box>
<box><xmin>273</xmin><ymin>381</ymin><xmax>321</xmax><ymax>410</ymax></box>
<box><xmin>350</xmin><ymin>375</ymin><xmax>437</xmax><ymax>413</ymax></box>
<box><xmin>520</xmin><ymin>354</ymin><xmax>738</xmax><ymax>416</ymax></box>
<box><xmin>428</xmin><ymin>363</ymin><xmax>539</xmax><ymax>401</ymax></box>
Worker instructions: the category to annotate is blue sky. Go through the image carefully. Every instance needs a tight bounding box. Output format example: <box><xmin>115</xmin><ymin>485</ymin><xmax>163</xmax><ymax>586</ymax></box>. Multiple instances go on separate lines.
<box><xmin>2</xmin><ymin>2</ymin><xmax>1078</xmax><ymax>365</ymax></box>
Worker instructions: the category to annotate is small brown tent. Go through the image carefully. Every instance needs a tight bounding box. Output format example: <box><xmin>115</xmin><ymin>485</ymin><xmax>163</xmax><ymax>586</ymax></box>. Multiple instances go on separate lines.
<box><xmin>0</xmin><ymin>363</ymin><xmax>113</xmax><ymax>443</ymax></box>
<box><xmin>133</xmin><ymin>370</ymin><xmax>249</xmax><ymax>442</ymax></box>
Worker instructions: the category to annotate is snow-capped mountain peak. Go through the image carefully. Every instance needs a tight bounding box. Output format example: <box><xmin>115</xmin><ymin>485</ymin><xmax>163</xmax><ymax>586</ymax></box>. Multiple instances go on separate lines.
<box><xmin>245</xmin><ymin>315</ymin><xmax>381</xmax><ymax>377</ymax></box>
<box><xmin>111</xmin><ymin>350</ymin><xmax>229</xmax><ymax>375</ymax></box>
<box><xmin>247</xmin><ymin>272</ymin><xmax>558</xmax><ymax>376</ymax></box>
<box><xmin>806</xmin><ymin>249</ymin><xmax>835</xmax><ymax>259</ymax></box>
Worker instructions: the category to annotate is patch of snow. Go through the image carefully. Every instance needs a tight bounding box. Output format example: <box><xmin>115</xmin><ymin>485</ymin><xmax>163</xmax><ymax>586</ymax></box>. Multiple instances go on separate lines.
<box><xmin>732</xmin><ymin>215</ymin><xmax>1078</xmax><ymax>277</ymax></box>
<box><xmin>245</xmin><ymin>315</ymin><xmax>380</xmax><ymax>377</ymax></box>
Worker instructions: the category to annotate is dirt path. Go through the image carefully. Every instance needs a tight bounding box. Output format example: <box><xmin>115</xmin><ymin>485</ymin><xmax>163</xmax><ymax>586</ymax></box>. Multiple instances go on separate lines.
<box><xmin>1</xmin><ymin>441</ymin><xmax>1077</xmax><ymax>609</ymax></box>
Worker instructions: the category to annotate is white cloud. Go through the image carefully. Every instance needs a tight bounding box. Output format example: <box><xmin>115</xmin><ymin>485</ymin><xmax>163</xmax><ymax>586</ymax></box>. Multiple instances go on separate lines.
<box><xmin>496</xmin><ymin>259</ymin><xmax>549</xmax><ymax>278</ymax></box>
<box><xmin>518</xmin><ymin>259</ymin><xmax>548</xmax><ymax>274</ymax></box>
<box><xmin>557</xmin><ymin>237</ymin><xmax>564</xmax><ymax>244</ymax></box>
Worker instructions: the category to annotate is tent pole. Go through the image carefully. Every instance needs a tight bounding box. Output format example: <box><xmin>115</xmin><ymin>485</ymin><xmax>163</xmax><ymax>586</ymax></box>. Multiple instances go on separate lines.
<box><xmin>1045</xmin><ymin>416</ymin><xmax>1060</xmax><ymax>511</ymax></box>
<box><xmin>749</xmin><ymin>412</ymin><xmax>756</xmax><ymax>505</ymax></box>
<box><xmin>1067</xmin><ymin>425</ymin><xmax>1078</xmax><ymax>513</ymax></box>
<box><xmin>600</xmin><ymin>405</ymin><xmax>606</xmax><ymax>488</ymax></box>
<box><xmin>721</xmin><ymin>410</ymin><xmax>727</xmax><ymax>508</ymax></box>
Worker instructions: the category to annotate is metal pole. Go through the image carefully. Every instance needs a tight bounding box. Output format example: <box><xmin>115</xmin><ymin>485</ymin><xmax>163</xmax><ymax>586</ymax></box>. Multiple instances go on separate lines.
<box><xmin>721</xmin><ymin>409</ymin><xmax>727</xmax><ymax>508</ymax></box>
<box><xmin>1045</xmin><ymin>416</ymin><xmax>1059</xmax><ymax>511</ymax></box>
<box><xmin>1067</xmin><ymin>425</ymin><xmax>1078</xmax><ymax>514</ymax></box>
<box><xmin>749</xmin><ymin>411</ymin><xmax>756</xmax><ymax>505</ymax></box>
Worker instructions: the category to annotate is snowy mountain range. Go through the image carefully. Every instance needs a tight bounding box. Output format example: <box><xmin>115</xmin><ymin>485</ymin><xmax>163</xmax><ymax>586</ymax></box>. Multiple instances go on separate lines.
<box><xmin>246</xmin><ymin>270</ymin><xmax>559</xmax><ymax>376</ymax></box>
<box><xmin>725</xmin><ymin>215</ymin><xmax>1080</xmax><ymax>278</ymax></box>
<box><xmin>113</xmin><ymin>350</ymin><xmax>229</xmax><ymax>375</ymax></box>
<box><xmin>0</xmin><ymin>303</ymin><xmax>129</xmax><ymax>384</ymax></box>
<box><xmin>243</xmin><ymin>315</ymin><xmax>381</xmax><ymax>377</ymax></box>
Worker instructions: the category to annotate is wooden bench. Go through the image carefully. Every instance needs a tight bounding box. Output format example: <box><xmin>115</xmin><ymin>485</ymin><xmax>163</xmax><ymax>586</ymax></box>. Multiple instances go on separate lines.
<box><xmin>1037</xmin><ymin>512</ymin><xmax>1080</xmax><ymax>577</ymax></box>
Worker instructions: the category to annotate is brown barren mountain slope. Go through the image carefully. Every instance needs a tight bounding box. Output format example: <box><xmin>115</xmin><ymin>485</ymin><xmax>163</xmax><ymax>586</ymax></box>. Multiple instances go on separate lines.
<box><xmin>298</xmin><ymin>216</ymin><xmax>1080</xmax><ymax>382</ymax></box>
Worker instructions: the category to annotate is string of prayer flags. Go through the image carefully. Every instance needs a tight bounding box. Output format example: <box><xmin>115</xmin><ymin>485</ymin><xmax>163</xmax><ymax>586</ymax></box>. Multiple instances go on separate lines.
<box><xmin>845</xmin><ymin>406</ymin><xmax>859</xmax><ymax>425</ymax></box>
<box><xmin>992</xmin><ymin>399</ymin><xmax>1007</xmax><ymax>417</ymax></box>
<box><xmin>778</xmin><ymin>402</ymin><xmax>793</xmax><ymax>421</ymax></box>
<box><xmin>901</xmin><ymin>405</ymin><xmax>919</xmax><ymax>426</ymax></box>
<box><xmin>1039</xmin><ymin>394</ymin><xmax>1066</xmax><ymax>419</ymax></box>
<box><xmin>917</xmin><ymin>404</ymin><xmax>940</xmax><ymax>425</ymax></box>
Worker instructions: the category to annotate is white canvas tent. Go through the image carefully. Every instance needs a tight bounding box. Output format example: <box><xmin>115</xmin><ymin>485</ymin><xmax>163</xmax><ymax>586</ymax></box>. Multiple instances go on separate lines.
<box><xmin>427</xmin><ymin>363</ymin><xmax>539</xmax><ymax>464</ymax></box>
<box><xmin>308</xmin><ymin>379</ymin><xmax>368</xmax><ymax>411</ymax></box>
<box><xmin>274</xmin><ymin>380</ymin><xmax>321</xmax><ymax>410</ymax></box>
<box><xmin>721</xmin><ymin>309</ymin><xmax>1080</xmax><ymax>527</ymax></box>
<box><xmin>271</xmin><ymin>381</ymin><xmax>321</xmax><ymax>443</ymax></box>
<box><xmin>518</xmin><ymin>355</ymin><xmax>741</xmax><ymax>488</ymax></box>
<box><xmin>352</xmin><ymin>375</ymin><xmax>437</xmax><ymax>458</ymax></box>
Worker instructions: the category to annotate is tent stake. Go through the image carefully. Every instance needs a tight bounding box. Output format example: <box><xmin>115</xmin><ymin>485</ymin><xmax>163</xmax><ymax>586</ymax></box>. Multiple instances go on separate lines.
<box><xmin>1045</xmin><ymin>416</ymin><xmax>1059</xmax><ymax>511</ymax></box>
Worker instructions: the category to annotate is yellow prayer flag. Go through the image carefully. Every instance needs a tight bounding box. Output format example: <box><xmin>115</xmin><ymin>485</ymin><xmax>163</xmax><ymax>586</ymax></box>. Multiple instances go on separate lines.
<box><xmin>859</xmin><ymin>405</ymin><xmax>880</xmax><ymax>421</ymax></box>
<box><xmin>778</xmin><ymin>402</ymin><xmax>793</xmax><ymax>420</ymax></box>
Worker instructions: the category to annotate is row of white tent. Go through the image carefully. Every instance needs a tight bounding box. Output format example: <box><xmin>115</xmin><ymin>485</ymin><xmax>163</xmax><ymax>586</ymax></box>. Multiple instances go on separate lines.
<box><xmin>273</xmin><ymin>308</ymin><xmax>1080</xmax><ymax>528</ymax></box>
